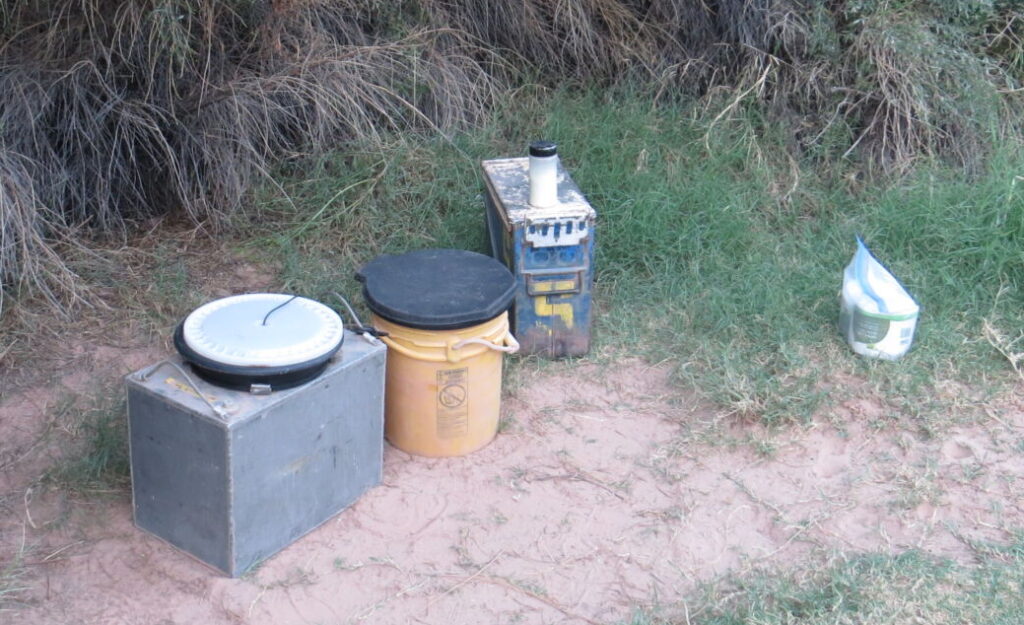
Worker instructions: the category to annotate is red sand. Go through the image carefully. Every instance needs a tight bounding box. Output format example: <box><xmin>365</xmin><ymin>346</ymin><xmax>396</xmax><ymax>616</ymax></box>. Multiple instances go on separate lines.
<box><xmin>2</xmin><ymin>355</ymin><xmax>1023</xmax><ymax>624</ymax></box>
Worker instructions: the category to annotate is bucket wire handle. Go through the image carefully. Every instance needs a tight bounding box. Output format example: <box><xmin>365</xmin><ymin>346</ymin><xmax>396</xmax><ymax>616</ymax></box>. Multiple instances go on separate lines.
<box><xmin>451</xmin><ymin>333</ymin><xmax>520</xmax><ymax>354</ymax></box>
<box><xmin>378</xmin><ymin>330</ymin><xmax>520</xmax><ymax>363</ymax></box>
<box><xmin>380</xmin><ymin>334</ymin><xmax>448</xmax><ymax>362</ymax></box>
<box><xmin>135</xmin><ymin>360</ymin><xmax>230</xmax><ymax>420</ymax></box>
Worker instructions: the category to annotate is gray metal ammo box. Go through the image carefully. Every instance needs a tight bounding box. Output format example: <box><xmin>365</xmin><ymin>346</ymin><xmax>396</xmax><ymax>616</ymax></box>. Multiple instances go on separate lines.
<box><xmin>125</xmin><ymin>332</ymin><xmax>385</xmax><ymax>576</ymax></box>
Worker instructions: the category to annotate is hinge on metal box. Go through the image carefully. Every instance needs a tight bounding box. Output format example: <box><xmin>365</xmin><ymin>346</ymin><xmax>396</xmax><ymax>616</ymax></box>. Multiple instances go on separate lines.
<box><xmin>525</xmin><ymin>214</ymin><xmax>591</xmax><ymax>248</ymax></box>
<box><xmin>249</xmin><ymin>383</ymin><xmax>272</xmax><ymax>395</ymax></box>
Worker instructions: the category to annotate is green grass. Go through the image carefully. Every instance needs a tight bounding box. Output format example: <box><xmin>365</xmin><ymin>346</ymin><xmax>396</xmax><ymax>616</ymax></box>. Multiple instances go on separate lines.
<box><xmin>43</xmin><ymin>388</ymin><xmax>130</xmax><ymax>496</ymax></box>
<box><xmin>254</xmin><ymin>88</ymin><xmax>1024</xmax><ymax>427</ymax></box>
<box><xmin>622</xmin><ymin>536</ymin><xmax>1024</xmax><ymax>624</ymax></box>
<box><xmin>568</xmin><ymin>94</ymin><xmax>1024</xmax><ymax>425</ymax></box>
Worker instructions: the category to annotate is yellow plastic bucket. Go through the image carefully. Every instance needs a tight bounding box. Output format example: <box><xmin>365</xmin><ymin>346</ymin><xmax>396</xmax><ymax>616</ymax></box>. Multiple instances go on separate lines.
<box><xmin>357</xmin><ymin>249</ymin><xmax>520</xmax><ymax>457</ymax></box>
<box><xmin>373</xmin><ymin>312</ymin><xmax>518</xmax><ymax>456</ymax></box>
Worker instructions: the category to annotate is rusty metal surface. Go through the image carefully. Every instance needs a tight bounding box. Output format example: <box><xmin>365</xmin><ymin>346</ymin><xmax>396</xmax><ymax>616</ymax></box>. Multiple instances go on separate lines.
<box><xmin>483</xmin><ymin>157</ymin><xmax>596</xmax><ymax>358</ymax></box>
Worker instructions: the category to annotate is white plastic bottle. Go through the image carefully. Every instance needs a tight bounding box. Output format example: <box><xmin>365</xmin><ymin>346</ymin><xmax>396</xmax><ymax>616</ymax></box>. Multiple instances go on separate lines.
<box><xmin>528</xmin><ymin>141</ymin><xmax>558</xmax><ymax>208</ymax></box>
<box><xmin>839</xmin><ymin>238</ymin><xmax>919</xmax><ymax>360</ymax></box>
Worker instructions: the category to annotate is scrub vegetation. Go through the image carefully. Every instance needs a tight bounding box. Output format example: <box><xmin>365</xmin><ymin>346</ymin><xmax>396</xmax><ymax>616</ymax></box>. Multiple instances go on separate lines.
<box><xmin>254</xmin><ymin>89</ymin><xmax>1024</xmax><ymax>429</ymax></box>
<box><xmin>2</xmin><ymin>1</ymin><xmax>1024</xmax><ymax>620</ymax></box>
<box><xmin>0</xmin><ymin>0</ymin><xmax>1022</xmax><ymax>312</ymax></box>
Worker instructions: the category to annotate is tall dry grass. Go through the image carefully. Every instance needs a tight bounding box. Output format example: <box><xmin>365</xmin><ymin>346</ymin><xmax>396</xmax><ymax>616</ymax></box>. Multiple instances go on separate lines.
<box><xmin>0</xmin><ymin>0</ymin><xmax>500</xmax><ymax>313</ymax></box>
<box><xmin>0</xmin><ymin>0</ymin><xmax>1021</xmax><ymax>311</ymax></box>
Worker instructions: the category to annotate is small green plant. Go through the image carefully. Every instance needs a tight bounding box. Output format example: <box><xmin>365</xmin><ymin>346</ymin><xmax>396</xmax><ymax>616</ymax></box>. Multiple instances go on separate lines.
<box><xmin>43</xmin><ymin>389</ymin><xmax>130</xmax><ymax>496</ymax></box>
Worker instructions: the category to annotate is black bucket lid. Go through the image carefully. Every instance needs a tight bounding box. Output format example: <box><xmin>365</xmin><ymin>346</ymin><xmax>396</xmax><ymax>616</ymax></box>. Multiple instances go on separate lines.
<box><xmin>356</xmin><ymin>249</ymin><xmax>516</xmax><ymax>330</ymax></box>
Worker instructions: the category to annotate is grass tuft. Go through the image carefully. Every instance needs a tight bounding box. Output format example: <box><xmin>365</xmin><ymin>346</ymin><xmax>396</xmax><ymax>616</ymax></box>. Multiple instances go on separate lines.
<box><xmin>627</xmin><ymin>540</ymin><xmax>1024</xmax><ymax>624</ymax></box>
<box><xmin>43</xmin><ymin>389</ymin><xmax>130</xmax><ymax>495</ymax></box>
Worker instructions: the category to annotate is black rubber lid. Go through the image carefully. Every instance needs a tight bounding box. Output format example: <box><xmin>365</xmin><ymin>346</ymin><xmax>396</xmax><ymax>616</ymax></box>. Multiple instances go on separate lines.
<box><xmin>356</xmin><ymin>249</ymin><xmax>516</xmax><ymax>330</ymax></box>
<box><xmin>529</xmin><ymin>140</ymin><xmax>557</xmax><ymax>157</ymax></box>
<box><xmin>172</xmin><ymin>322</ymin><xmax>342</xmax><ymax>391</ymax></box>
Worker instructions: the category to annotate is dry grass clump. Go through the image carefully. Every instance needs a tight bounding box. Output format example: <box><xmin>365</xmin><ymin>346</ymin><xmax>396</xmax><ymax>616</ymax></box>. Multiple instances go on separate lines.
<box><xmin>0</xmin><ymin>0</ymin><xmax>499</xmax><ymax>312</ymax></box>
<box><xmin>840</xmin><ymin>7</ymin><xmax>1005</xmax><ymax>171</ymax></box>
<box><xmin>654</xmin><ymin>1</ymin><xmax>1019</xmax><ymax>173</ymax></box>
<box><xmin>415</xmin><ymin>0</ymin><xmax>1022</xmax><ymax>171</ymax></box>
<box><xmin>987</xmin><ymin>5</ymin><xmax>1024</xmax><ymax>79</ymax></box>
<box><xmin>419</xmin><ymin>0</ymin><xmax>652</xmax><ymax>79</ymax></box>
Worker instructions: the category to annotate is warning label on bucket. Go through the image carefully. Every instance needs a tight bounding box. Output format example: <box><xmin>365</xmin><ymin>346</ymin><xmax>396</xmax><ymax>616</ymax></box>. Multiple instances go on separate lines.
<box><xmin>437</xmin><ymin>368</ymin><xmax>469</xmax><ymax>439</ymax></box>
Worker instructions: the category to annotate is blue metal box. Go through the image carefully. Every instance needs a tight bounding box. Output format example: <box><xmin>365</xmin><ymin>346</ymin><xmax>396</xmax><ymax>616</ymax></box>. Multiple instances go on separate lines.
<box><xmin>482</xmin><ymin>157</ymin><xmax>596</xmax><ymax>357</ymax></box>
<box><xmin>125</xmin><ymin>332</ymin><xmax>386</xmax><ymax>576</ymax></box>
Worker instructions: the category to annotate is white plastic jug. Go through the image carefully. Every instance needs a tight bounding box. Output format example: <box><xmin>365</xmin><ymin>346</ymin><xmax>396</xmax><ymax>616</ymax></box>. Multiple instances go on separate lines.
<box><xmin>839</xmin><ymin>238</ymin><xmax>919</xmax><ymax>360</ymax></box>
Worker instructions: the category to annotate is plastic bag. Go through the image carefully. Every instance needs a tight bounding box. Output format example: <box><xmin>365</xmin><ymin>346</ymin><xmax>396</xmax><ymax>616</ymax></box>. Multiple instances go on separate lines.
<box><xmin>839</xmin><ymin>237</ymin><xmax>919</xmax><ymax>360</ymax></box>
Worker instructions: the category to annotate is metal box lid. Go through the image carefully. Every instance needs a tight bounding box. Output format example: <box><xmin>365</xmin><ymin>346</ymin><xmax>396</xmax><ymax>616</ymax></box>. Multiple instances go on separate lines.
<box><xmin>127</xmin><ymin>333</ymin><xmax>384</xmax><ymax>427</ymax></box>
<box><xmin>482</xmin><ymin>157</ymin><xmax>596</xmax><ymax>248</ymax></box>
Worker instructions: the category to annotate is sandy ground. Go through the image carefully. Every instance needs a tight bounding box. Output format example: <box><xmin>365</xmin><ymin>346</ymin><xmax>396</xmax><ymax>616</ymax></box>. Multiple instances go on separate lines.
<box><xmin>2</xmin><ymin>339</ymin><xmax>1023</xmax><ymax>624</ymax></box>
